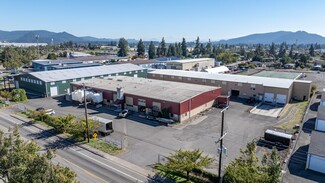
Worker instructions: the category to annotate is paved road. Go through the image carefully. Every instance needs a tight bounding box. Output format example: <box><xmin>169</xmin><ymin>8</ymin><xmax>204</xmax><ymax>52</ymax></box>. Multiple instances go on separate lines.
<box><xmin>0</xmin><ymin>110</ymin><xmax>151</xmax><ymax>183</ymax></box>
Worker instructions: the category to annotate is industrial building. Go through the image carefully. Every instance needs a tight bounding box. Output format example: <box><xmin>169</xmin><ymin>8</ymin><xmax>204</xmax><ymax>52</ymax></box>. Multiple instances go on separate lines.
<box><xmin>315</xmin><ymin>106</ymin><xmax>325</xmax><ymax>131</ymax></box>
<box><xmin>70</xmin><ymin>76</ymin><xmax>222</xmax><ymax>122</ymax></box>
<box><xmin>32</xmin><ymin>59</ymin><xmax>101</xmax><ymax>71</ymax></box>
<box><xmin>148</xmin><ymin>69</ymin><xmax>312</xmax><ymax>104</ymax></box>
<box><xmin>14</xmin><ymin>64</ymin><xmax>147</xmax><ymax>97</ymax></box>
<box><xmin>166</xmin><ymin>58</ymin><xmax>215</xmax><ymax>71</ymax></box>
<box><xmin>306</xmin><ymin>130</ymin><xmax>325</xmax><ymax>174</ymax></box>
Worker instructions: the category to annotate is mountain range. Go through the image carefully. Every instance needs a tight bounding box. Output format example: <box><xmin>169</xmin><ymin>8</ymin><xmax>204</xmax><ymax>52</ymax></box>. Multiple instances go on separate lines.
<box><xmin>0</xmin><ymin>30</ymin><xmax>137</xmax><ymax>44</ymax></box>
<box><xmin>217</xmin><ymin>31</ymin><xmax>325</xmax><ymax>45</ymax></box>
<box><xmin>0</xmin><ymin>30</ymin><xmax>324</xmax><ymax>45</ymax></box>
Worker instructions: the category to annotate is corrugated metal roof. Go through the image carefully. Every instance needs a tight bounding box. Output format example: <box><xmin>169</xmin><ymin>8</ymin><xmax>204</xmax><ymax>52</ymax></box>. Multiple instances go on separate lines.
<box><xmin>149</xmin><ymin>69</ymin><xmax>296</xmax><ymax>89</ymax></box>
<box><xmin>72</xmin><ymin>76</ymin><xmax>220</xmax><ymax>103</ymax></box>
<box><xmin>265</xmin><ymin>129</ymin><xmax>292</xmax><ymax>139</ymax></box>
<box><xmin>29</xmin><ymin>64</ymin><xmax>144</xmax><ymax>82</ymax></box>
<box><xmin>308</xmin><ymin>130</ymin><xmax>325</xmax><ymax>157</ymax></box>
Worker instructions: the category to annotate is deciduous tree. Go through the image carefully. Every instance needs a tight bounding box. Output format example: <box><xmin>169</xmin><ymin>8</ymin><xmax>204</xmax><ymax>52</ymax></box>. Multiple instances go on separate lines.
<box><xmin>0</xmin><ymin>127</ymin><xmax>77</xmax><ymax>182</ymax></box>
<box><xmin>163</xmin><ymin>149</ymin><xmax>213</xmax><ymax>182</ymax></box>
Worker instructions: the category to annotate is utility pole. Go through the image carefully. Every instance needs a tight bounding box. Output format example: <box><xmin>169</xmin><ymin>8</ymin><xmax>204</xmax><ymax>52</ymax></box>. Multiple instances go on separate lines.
<box><xmin>83</xmin><ymin>83</ymin><xmax>90</xmax><ymax>143</ymax></box>
<box><xmin>35</xmin><ymin>35</ymin><xmax>40</xmax><ymax>59</ymax></box>
<box><xmin>217</xmin><ymin>106</ymin><xmax>229</xmax><ymax>183</ymax></box>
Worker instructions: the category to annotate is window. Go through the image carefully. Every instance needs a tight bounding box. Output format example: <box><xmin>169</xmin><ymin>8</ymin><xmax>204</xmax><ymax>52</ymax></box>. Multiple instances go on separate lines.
<box><xmin>152</xmin><ymin>74</ymin><xmax>155</xmax><ymax>77</ymax></box>
<box><xmin>171</xmin><ymin>76</ymin><xmax>174</xmax><ymax>79</ymax></box>
<box><xmin>124</xmin><ymin>72</ymin><xmax>126</xmax><ymax>75</ymax></box>
<box><xmin>222</xmin><ymin>81</ymin><xmax>227</xmax><ymax>85</ymax></box>
<box><xmin>141</xmin><ymin>70</ymin><xmax>144</xmax><ymax>72</ymax></box>
<box><xmin>202</xmin><ymin>79</ymin><xmax>206</xmax><ymax>83</ymax></box>
<box><xmin>129</xmin><ymin>71</ymin><xmax>132</xmax><ymax>74</ymax></box>
<box><xmin>73</xmin><ymin>79</ymin><xmax>76</xmax><ymax>82</ymax></box>
<box><xmin>251</xmin><ymin>84</ymin><xmax>256</xmax><ymax>88</ymax></box>
<box><xmin>50</xmin><ymin>82</ymin><xmax>55</xmax><ymax>85</ymax></box>
<box><xmin>211</xmin><ymin>80</ymin><xmax>215</xmax><ymax>83</ymax></box>
<box><xmin>62</xmin><ymin>80</ymin><xmax>66</xmax><ymax>84</ymax></box>
<box><xmin>81</xmin><ymin>78</ymin><xmax>85</xmax><ymax>81</ymax></box>
<box><xmin>160</xmin><ymin>75</ymin><xmax>163</xmax><ymax>78</ymax></box>
<box><xmin>238</xmin><ymin>83</ymin><xmax>242</xmax><ymax>86</ymax></box>
<box><xmin>187</xmin><ymin>78</ymin><xmax>191</xmax><ymax>81</ymax></box>
<box><xmin>115</xmin><ymin>74</ymin><xmax>118</xmax><ymax>76</ymax></box>
<box><xmin>135</xmin><ymin>71</ymin><xmax>138</xmax><ymax>73</ymax></box>
<box><xmin>92</xmin><ymin>77</ymin><xmax>95</xmax><ymax>79</ymax></box>
<box><xmin>179</xmin><ymin>76</ymin><xmax>182</xmax><ymax>80</ymax></box>
<box><xmin>39</xmin><ymin>81</ymin><xmax>42</xmax><ymax>85</ymax></box>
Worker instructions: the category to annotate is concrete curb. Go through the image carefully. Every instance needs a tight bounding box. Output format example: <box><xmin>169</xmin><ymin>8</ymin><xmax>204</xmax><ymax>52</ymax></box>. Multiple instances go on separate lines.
<box><xmin>10</xmin><ymin>113</ymin><xmax>155</xmax><ymax>178</ymax></box>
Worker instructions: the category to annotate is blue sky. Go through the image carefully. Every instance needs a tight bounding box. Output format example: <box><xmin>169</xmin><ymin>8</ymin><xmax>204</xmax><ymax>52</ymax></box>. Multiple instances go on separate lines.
<box><xmin>0</xmin><ymin>0</ymin><xmax>324</xmax><ymax>42</ymax></box>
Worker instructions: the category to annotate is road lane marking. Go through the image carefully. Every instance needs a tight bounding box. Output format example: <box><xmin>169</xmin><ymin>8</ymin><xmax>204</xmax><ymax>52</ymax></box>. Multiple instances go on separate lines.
<box><xmin>71</xmin><ymin>148</ymin><xmax>144</xmax><ymax>183</ymax></box>
<box><xmin>56</xmin><ymin>154</ymin><xmax>109</xmax><ymax>183</ymax></box>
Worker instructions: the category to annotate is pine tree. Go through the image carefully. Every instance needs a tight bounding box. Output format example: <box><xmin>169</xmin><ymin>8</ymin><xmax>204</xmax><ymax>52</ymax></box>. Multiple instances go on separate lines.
<box><xmin>193</xmin><ymin>36</ymin><xmax>201</xmax><ymax>56</ymax></box>
<box><xmin>269</xmin><ymin>42</ymin><xmax>276</xmax><ymax>56</ymax></box>
<box><xmin>148</xmin><ymin>41</ymin><xmax>156</xmax><ymax>59</ymax></box>
<box><xmin>181</xmin><ymin>38</ymin><xmax>187</xmax><ymax>57</ymax></box>
<box><xmin>160</xmin><ymin>37</ymin><xmax>167</xmax><ymax>56</ymax></box>
<box><xmin>117</xmin><ymin>38</ymin><xmax>129</xmax><ymax>57</ymax></box>
<box><xmin>309</xmin><ymin>44</ymin><xmax>315</xmax><ymax>56</ymax></box>
<box><xmin>167</xmin><ymin>44</ymin><xmax>176</xmax><ymax>56</ymax></box>
<box><xmin>175</xmin><ymin>43</ymin><xmax>180</xmax><ymax>57</ymax></box>
<box><xmin>137</xmin><ymin>38</ymin><xmax>145</xmax><ymax>57</ymax></box>
<box><xmin>200</xmin><ymin>43</ymin><xmax>206</xmax><ymax>55</ymax></box>
<box><xmin>278</xmin><ymin>42</ymin><xmax>286</xmax><ymax>59</ymax></box>
<box><xmin>206</xmin><ymin>39</ymin><xmax>212</xmax><ymax>56</ymax></box>
<box><xmin>289</xmin><ymin>45</ymin><xmax>294</xmax><ymax>59</ymax></box>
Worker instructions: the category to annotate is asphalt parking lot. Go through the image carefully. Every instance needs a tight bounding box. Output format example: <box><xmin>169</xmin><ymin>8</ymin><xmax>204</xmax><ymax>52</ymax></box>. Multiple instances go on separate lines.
<box><xmin>17</xmin><ymin>96</ymin><xmax>278</xmax><ymax>171</ymax></box>
<box><xmin>301</xmin><ymin>71</ymin><xmax>325</xmax><ymax>92</ymax></box>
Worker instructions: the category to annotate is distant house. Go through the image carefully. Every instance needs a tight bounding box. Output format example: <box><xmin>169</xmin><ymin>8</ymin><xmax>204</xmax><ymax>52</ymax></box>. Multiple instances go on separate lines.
<box><xmin>251</xmin><ymin>61</ymin><xmax>263</xmax><ymax>67</ymax></box>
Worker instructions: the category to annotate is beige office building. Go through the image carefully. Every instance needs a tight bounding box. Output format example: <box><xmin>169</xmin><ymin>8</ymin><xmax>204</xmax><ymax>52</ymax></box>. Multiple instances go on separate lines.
<box><xmin>148</xmin><ymin>69</ymin><xmax>312</xmax><ymax>104</ymax></box>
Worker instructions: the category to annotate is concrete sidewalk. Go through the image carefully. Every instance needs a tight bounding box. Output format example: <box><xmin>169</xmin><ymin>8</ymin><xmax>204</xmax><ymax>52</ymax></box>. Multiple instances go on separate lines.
<box><xmin>10</xmin><ymin>113</ymin><xmax>155</xmax><ymax>179</ymax></box>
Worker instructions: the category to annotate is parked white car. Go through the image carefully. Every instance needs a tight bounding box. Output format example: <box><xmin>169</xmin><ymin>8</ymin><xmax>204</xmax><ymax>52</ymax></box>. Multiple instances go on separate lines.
<box><xmin>119</xmin><ymin>109</ymin><xmax>129</xmax><ymax>118</ymax></box>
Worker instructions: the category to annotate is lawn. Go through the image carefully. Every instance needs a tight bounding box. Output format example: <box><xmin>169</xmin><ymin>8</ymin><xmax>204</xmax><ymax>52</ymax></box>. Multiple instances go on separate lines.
<box><xmin>276</xmin><ymin>101</ymin><xmax>309</xmax><ymax>132</ymax></box>
<box><xmin>85</xmin><ymin>139</ymin><xmax>122</xmax><ymax>155</ymax></box>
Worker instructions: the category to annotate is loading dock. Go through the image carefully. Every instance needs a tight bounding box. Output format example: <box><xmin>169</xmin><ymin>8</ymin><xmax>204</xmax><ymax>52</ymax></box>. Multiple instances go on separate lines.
<box><xmin>276</xmin><ymin>94</ymin><xmax>287</xmax><ymax>105</ymax></box>
<box><xmin>231</xmin><ymin>90</ymin><xmax>240</xmax><ymax>97</ymax></box>
<box><xmin>264</xmin><ymin>93</ymin><xmax>274</xmax><ymax>103</ymax></box>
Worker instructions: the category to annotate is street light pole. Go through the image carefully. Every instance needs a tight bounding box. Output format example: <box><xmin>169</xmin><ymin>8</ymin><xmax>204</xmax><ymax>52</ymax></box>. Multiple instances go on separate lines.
<box><xmin>218</xmin><ymin>106</ymin><xmax>229</xmax><ymax>183</ymax></box>
<box><xmin>83</xmin><ymin>83</ymin><xmax>90</xmax><ymax>143</ymax></box>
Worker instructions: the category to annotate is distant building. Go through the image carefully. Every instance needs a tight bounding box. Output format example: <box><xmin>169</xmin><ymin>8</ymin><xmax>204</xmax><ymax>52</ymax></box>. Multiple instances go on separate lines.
<box><xmin>32</xmin><ymin>59</ymin><xmax>101</xmax><ymax>71</ymax></box>
<box><xmin>70</xmin><ymin>52</ymin><xmax>92</xmax><ymax>58</ymax></box>
<box><xmin>0</xmin><ymin>42</ymin><xmax>48</xmax><ymax>47</ymax></box>
<box><xmin>165</xmin><ymin>58</ymin><xmax>215</xmax><ymax>71</ymax></box>
<box><xmin>204</xmin><ymin>66</ymin><xmax>229</xmax><ymax>74</ymax></box>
